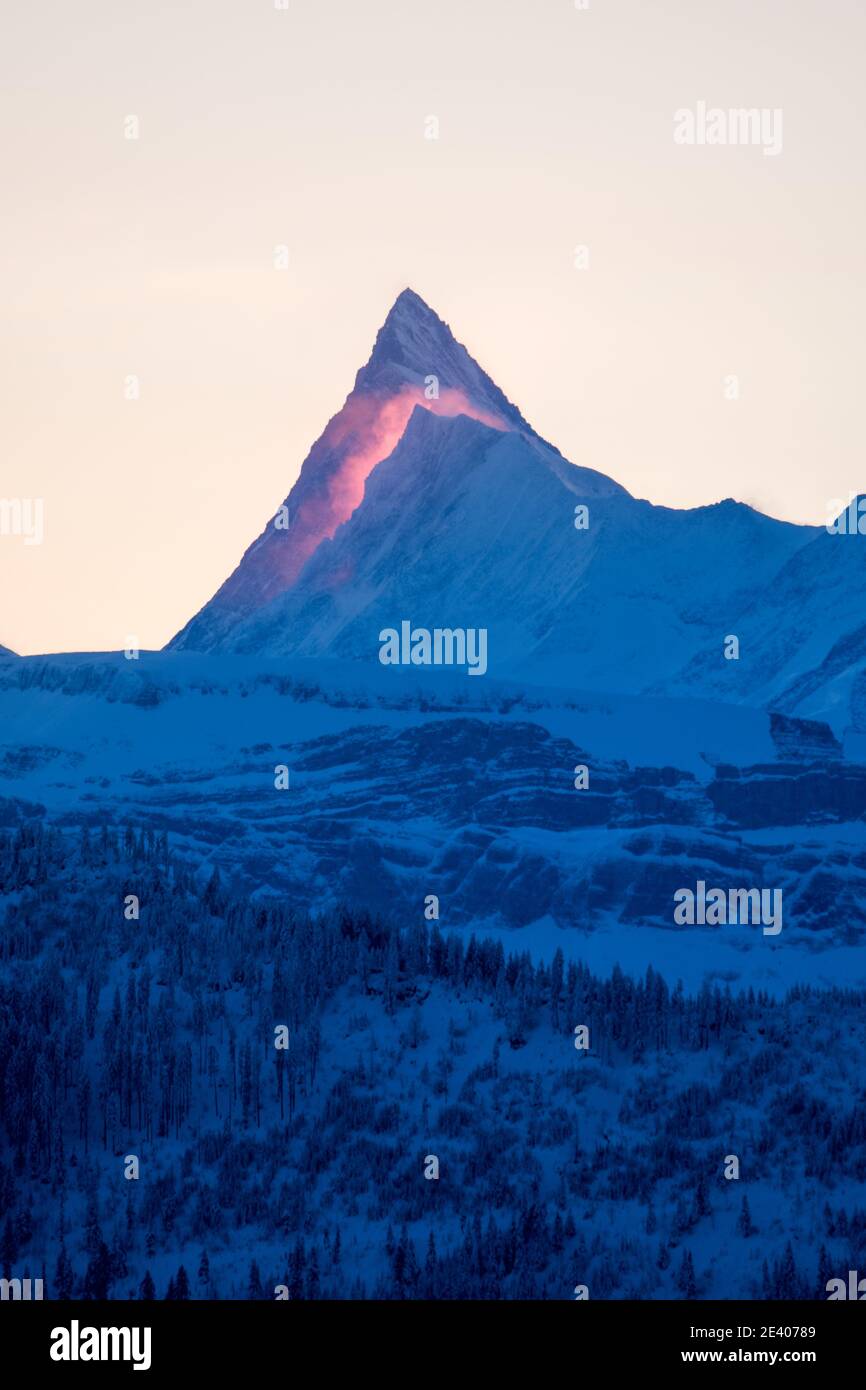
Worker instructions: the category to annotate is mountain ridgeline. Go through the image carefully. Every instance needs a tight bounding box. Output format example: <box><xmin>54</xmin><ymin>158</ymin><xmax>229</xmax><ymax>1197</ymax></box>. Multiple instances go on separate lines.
<box><xmin>165</xmin><ymin>290</ymin><xmax>866</xmax><ymax>732</ymax></box>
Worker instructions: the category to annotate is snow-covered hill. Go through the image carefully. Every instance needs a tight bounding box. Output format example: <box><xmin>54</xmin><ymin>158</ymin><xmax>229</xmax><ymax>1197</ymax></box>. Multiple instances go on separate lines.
<box><xmin>6</xmin><ymin>820</ymin><xmax>862</xmax><ymax>1300</ymax></box>
<box><xmin>2</xmin><ymin>650</ymin><xmax>865</xmax><ymax>993</ymax></box>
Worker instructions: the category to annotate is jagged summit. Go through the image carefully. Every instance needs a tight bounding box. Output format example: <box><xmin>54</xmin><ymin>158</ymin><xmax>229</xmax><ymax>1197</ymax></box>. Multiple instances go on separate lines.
<box><xmin>361</xmin><ymin>287</ymin><xmax>487</xmax><ymax>382</ymax></box>
<box><xmin>361</xmin><ymin>288</ymin><xmax>475</xmax><ymax>373</ymax></box>
<box><xmin>353</xmin><ymin>287</ymin><xmax>533</xmax><ymax>433</ymax></box>
<box><xmin>169</xmin><ymin>289</ymin><xmax>541</xmax><ymax>652</ymax></box>
<box><xmin>363</xmin><ymin>288</ymin><xmax>446</xmax><ymax>370</ymax></box>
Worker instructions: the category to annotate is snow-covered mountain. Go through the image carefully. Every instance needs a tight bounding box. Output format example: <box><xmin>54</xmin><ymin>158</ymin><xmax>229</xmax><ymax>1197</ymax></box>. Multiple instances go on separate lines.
<box><xmin>5</xmin><ymin>290</ymin><xmax>865</xmax><ymax>974</ymax></box>
<box><xmin>170</xmin><ymin>289</ymin><xmax>550</xmax><ymax>652</ymax></box>
<box><xmin>167</xmin><ymin>289</ymin><xmax>866</xmax><ymax>732</ymax></box>
<box><xmin>224</xmin><ymin>408</ymin><xmax>810</xmax><ymax>696</ymax></box>
<box><xmin>5</xmin><ymin>291</ymin><xmax>865</xmax><ymax>1309</ymax></box>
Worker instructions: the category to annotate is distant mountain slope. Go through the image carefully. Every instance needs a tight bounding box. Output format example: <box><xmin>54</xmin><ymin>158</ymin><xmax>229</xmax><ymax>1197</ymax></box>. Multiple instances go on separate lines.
<box><xmin>656</xmin><ymin>506</ymin><xmax>866</xmax><ymax>717</ymax></box>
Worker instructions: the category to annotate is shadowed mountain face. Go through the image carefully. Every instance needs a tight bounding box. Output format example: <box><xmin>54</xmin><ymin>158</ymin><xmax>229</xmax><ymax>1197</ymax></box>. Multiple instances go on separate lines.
<box><xmin>167</xmin><ymin>290</ymin><xmax>866</xmax><ymax>728</ymax></box>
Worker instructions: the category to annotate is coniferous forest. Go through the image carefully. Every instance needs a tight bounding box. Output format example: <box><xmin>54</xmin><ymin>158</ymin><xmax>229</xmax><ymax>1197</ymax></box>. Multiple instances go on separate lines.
<box><xmin>1</xmin><ymin>819</ymin><xmax>864</xmax><ymax>1300</ymax></box>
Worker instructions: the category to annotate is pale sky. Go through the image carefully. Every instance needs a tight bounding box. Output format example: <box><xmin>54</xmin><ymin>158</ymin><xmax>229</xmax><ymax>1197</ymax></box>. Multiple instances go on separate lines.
<box><xmin>2</xmin><ymin>0</ymin><xmax>864</xmax><ymax>655</ymax></box>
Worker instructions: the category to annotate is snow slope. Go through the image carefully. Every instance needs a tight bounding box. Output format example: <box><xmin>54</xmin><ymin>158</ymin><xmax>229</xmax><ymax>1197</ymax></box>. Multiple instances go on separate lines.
<box><xmin>2</xmin><ymin>650</ymin><xmax>864</xmax><ymax>995</ymax></box>
<box><xmin>224</xmin><ymin>410</ymin><xmax>812</xmax><ymax>701</ymax></box>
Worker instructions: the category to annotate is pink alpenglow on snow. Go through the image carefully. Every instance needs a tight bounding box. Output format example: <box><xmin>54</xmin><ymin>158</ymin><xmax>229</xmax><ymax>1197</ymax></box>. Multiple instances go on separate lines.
<box><xmin>169</xmin><ymin>289</ymin><xmax>523</xmax><ymax>653</ymax></box>
<box><xmin>317</xmin><ymin>385</ymin><xmax>505</xmax><ymax>546</ymax></box>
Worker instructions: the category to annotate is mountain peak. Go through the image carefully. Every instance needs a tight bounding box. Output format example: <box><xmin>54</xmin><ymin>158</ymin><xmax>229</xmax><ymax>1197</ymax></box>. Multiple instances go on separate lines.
<box><xmin>383</xmin><ymin>287</ymin><xmax>443</xmax><ymax>331</ymax></box>
<box><xmin>170</xmin><ymin>290</ymin><xmax>543</xmax><ymax>652</ymax></box>
<box><xmin>388</xmin><ymin>286</ymin><xmax>434</xmax><ymax>316</ymax></box>
<box><xmin>360</xmin><ymin>288</ymin><xmax>471</xmax><ymax>382</ymax></box>
<box><xmin>353</xmin><ymin>288</ymin><xmax>534</xmax><ymax>442</ymax></box>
